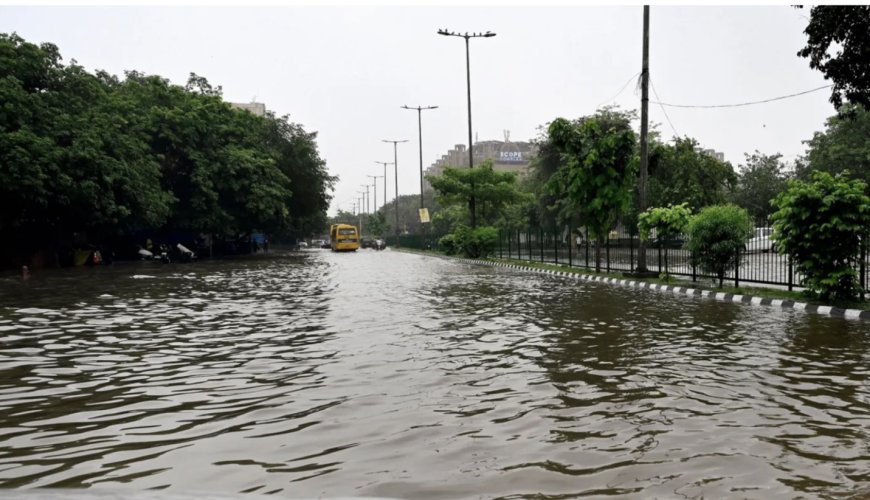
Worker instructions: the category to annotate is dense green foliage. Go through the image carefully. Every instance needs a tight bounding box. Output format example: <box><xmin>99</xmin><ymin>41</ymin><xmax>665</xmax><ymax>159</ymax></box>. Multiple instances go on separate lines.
<box><xmin>428</xmin><ymin>160</ymin><xmax>530</xmax><ymax>228</ymax></box>
<box><xmin>730</xmin><ymin>152</ymin><xmax>791</xmax><ymax>224</ymax></box>
<box><xmin>771</xmin><ymin>171</ymin><xmax>870</xmax><ymax>301</ymax></box>
<box><xmin>377</xmin><ymin>191</ymin><xmax>440</xmax><ymax>237</ymax></box>
<box><xmin>545</xmin><ymin>109</ymin><xmax>637</xmax><ymax>271</ymax></box>
<box><xmin>647</xmin><ymin>137</ymin><xmax>736</xmax><ymax>211</ymax></box>
<box><xmin>638</xmin><ymin>203</ymin><xmax>692</xmax><ymax>242</ymax></box>
<box><xmin>438</xmin><ymin>225</ymin><xmax>498</xmax><ymax>258</ymax></box>
<box><xmin>0</xmin><ymin>33</ymin><xmax>334</xmax><ymax>265</ymax></box>
<box><xmin>798</xmin><ymin>104</ymin><xmax>870</xmax><ymax>192</ymax></box>
<box><xmin>427</xmin><ymin>161</ymin><xmax>530</xmax><ymax>257</ymax></box>
<box><xmin>638</xmin><ymin>203</ymin><xmax>692</xmax><ymax>278</ymax></box>
<box><xmin>798</xmin><ymin>6</ymin><xmax>870</xmax><ymax>109</ymax></box>
<box><xmin>686</xmin><ymin>204</ymin><xmax>753</xmax><ymax>288</ymax></box>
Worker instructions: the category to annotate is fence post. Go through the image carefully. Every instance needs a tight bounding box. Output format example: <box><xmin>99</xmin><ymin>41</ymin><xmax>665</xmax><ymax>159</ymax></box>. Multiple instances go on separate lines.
<box><xmin>788</xmin><ymin>257</ymin><xmax>794</xmax><ymax>292</ymax></box>
<box><xmin>585</xmin><ymin>228</ymin><xmax>590</xmax><ymax>269</ymax></box>
<box><xmin>630</xmin><ymin>227</ymin><xmax>635</xmax><ymax>272</ymax></box>
<box><xmin>539</xmin><ymin>227</ymin><xmax>544</xmax><ymax>263</ymax></box>
<box><xmin>734</xmin><ymin>246</ymin><xmax>740</xmax><ymax>288</ymax></box>
<box><xmin>554</xmin><ymin>224</ymin><xmax>559</xmax><ymax>265</ymax></box>
<box><xmin>861</xmin><ymin>240</ymin><xmax>866</xmax><ymax>301</ymax></box>
<box><xmin>606</xmin><ymin>236</ymin><xmax>611</xmax><ymax>273</ymax></box>
<box><xmin>527</xmin><ymin>229</ymin><xmax>532</xmax><ymax>262</ymax></box>
<box><xmin>658</xmin><ymin>244</ymin><xmax>662</xmax><ymax>274</ymax></box>
<box><xmin>568</xmin><ymin>227</ymin><xmax>573</xmax><ymax>267</ymax></box>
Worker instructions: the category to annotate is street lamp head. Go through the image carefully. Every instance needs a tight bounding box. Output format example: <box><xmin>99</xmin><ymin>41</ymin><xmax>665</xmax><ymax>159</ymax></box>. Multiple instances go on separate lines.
<box><xmin>484</xmin><ymin>31</ymin><xmax>496</xmax><ymax>37</ymax></box>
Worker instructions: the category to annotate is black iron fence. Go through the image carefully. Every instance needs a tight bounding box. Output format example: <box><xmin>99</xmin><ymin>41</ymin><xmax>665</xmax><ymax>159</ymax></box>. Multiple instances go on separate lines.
<box><xmin>497</xmin><ymin>223</ymin><xmax>869</xmax><ymax>295</ymax></box>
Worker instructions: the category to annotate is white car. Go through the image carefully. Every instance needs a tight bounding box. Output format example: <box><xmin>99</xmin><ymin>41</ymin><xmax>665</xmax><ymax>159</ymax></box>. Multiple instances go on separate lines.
<box><xmin>746</xmin><ymin>227</ymin><xmax>776</xmax><ymax>253</ymax></box>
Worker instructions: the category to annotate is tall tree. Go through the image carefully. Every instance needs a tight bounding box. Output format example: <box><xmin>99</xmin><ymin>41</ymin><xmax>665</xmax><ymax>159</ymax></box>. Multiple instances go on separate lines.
<box><xmin>428</xmin><ymin>160</ymin><xmax>530</xmax><ymax>230</ymax></box>
<box><xmin>731</xmin><ymin>152</ymin><xmax>790</xmax><ymax>224</ymax></box>
<box><xmin>797</xmin><ymin>5</ymin><xmax>870</xmax><ymax>109</ymax></box>
<box><xmin>648</xmin><ymin>137</ymin><xmax>736</xmax><ymax>211</ymax></box>
<box><xmin>799</xmin><ymin>104</ymin><xmax>870</xmax><ymax>192</ymax></box>
<box><xmin>545</xmin><ymin>109</ymin><xmax>637</xmax><ymax>272</ymax></box>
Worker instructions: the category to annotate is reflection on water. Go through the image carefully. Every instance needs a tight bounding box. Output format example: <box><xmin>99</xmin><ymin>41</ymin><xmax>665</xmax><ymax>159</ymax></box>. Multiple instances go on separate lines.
<box><xmin>1</xmin><ymin>250</ymin><xmax>869</xmax><ymax>498</ymax></box>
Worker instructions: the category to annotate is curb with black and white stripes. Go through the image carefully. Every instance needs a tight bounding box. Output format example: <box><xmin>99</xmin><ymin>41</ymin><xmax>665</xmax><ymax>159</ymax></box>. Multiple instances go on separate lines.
<box><xmin>455</xmin><ymin>257</ymin><xmax>870</xmax><ymax>321</ymax></box>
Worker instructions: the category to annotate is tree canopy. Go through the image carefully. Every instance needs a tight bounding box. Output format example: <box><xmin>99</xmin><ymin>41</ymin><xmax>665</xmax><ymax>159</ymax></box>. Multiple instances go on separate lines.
<box><xmin>730</xmin><ymin>152</ymin><xmax>791</xmax><ymax>224</ymax></box>
<box><xmin>647</xmin><ymin>137</ymin><xmax>736</xmax><ymax>212</ymax></box>
<box><xmin>798</xmin><ymin>6</ymin><xmax>870</xmax><ymax>109</ymax></box>
<box><xmin>544</xmin><ymin>109</ymin><xmax>637</xmax><ymax>271</ymax></box>
<box><xmin>0</xmin><ymin>32</ymin><xmax>334</xmax><ymax>265</ymax></box>
<box><xmin>798</xmin><ymin>104</ymin><xmax>870</xmax><ymax>192</ymax></box>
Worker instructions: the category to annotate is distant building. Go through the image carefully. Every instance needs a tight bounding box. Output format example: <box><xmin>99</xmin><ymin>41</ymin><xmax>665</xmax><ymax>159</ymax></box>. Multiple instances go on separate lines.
<box><xmin>230</xmin><ymin>102</ymin><xmax>267</xmax><ymax>117</ymax></box>
<box><xmin>694</xmin><ymin>146</ymin><xmax>725</xmax><ymax>162</ymax></box>
<box><xmin>424</xmin><ymin>131</ymin><xmax>537</xmax><ymax>190</ymax></box>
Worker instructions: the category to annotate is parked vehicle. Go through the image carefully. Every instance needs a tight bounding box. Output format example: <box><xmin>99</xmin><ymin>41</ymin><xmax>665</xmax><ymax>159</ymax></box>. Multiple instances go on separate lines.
<box><xmin>374</xmin><ymin>239</ymin><xmax>386</xmax><ymax>250</ymax></box>
<box><xmin>746</xmin><ymin>227</ymin><xmax>776</xmax><ymax>253</ymax></box>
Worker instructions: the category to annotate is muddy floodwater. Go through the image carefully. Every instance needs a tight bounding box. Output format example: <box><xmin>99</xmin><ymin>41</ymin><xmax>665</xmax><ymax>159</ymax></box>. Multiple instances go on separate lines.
<box><xmin>1</xmin><ymin>250</ymin><xmax>869</xmax><ymax>499</ymax></box>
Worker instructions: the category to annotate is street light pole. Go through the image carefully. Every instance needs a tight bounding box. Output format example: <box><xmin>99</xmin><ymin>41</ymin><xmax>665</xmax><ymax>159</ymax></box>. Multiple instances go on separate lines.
<box><xmin>402</xmin><ymin>105</ymin><xmax>438</xmax><ymax>250</ymax></box>
<box><xmin>360</xmin><ymin>184</ymin><xmax>370</xmax><ymax>214</ymax></box>
<box><xmin>374</xmin><ymin>161</ymin><xmax>392</xmax><ymax>214</ymax></box>
<box><xmin>367</xmin><ymin>175</ymin><xmax>383</xmax><ymax>214</ymax></box>
<box><xmin>437</xmin><ymin>29</ymin><xmax>495</xmax><ymax>229</ymax></box>
<box><xmin>401</xmin><ymin>105</ymin><xmax>439</xmax><ymax>213</ymax></box>
<box><xmin>382</xmin><ymin>139</ymin><xmax>408</xmax><ymax>246</ymax></box>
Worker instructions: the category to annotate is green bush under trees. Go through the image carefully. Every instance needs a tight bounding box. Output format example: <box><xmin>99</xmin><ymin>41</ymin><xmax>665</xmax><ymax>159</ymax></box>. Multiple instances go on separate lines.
<box><xmin>638</xmin><ymin>203</ymin><xmax>692</xmax><ymax>277</ymax></box>
<box><xmin>686</xmin><ymin>204</ymin><xmax>754</xmax><ymax>288</ymax></box>
<box><xmin>771</xmin><ymin>171</ymin><xmax>870</xmax><ymax>301</ymax></box>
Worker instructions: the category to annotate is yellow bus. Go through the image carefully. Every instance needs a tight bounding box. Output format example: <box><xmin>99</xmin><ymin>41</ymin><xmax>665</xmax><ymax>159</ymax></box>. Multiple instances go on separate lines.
<box><xmin>330</xmin><ymin>223</ymin><xmax>360</xmax><ymax>252</ymax></box>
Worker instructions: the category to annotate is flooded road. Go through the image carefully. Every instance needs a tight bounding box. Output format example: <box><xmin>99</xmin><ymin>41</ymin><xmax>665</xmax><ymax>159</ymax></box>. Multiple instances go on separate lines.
<box><xmin>1</xmin><ymin>249</ymin><xmax>869</xmax><ymax>498</ymax></box>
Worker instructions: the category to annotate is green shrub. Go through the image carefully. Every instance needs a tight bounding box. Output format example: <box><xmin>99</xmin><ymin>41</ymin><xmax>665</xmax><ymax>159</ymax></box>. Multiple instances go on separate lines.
<box><xmin>461</xmin><ymin>226</ymin><xmax>499</xmax><ymax>258</ymax></box>
<box><xmin>638</xmin><ymin>203</ymin><xmax>693</xmax><ymax>277</ymax></box>
<box><xmin>438</xmin><ymin>234</ymin><xmax>459</xmax><ymax>255</ymax></box>
<box><xmin>638</xmin><ymin>203</ymin><xmax>693</xmax><ymax>242</ymax></box>
<box><xmin>771</xmin><ymin>171</ymin><xmax>870</xmax><ymax>301</ymax></box>
<box><xmin>686</xmin><ymin>204</ymin><xmax>753</xmax><ymax>287</ymax></box>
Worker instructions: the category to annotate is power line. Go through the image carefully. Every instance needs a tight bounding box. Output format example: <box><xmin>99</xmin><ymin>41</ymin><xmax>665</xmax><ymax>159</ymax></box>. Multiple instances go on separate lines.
<box><xmin>596</xmin><ymin>72</ymin><xmax>641</xmax><ymax>109</ymax></box>
<box><xmin>651</xmin><ymin>84</ymin><xmax>832</xmax><ymax>109</ymax></box>
<box><xmin>650</xmin><ymin>78</ymin><xmax>679</xmax><ymax>138</ymax></box>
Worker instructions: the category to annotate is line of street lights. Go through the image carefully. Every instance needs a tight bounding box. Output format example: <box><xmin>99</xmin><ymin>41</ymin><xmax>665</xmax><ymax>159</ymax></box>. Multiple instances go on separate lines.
<box><xmin>349</xmin><ymin>27</ymin><xmax>496</xmax><ymax>244</ymax></box>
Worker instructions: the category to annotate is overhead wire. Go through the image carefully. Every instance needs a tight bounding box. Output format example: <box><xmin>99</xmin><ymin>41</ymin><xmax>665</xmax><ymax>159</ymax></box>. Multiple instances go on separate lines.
<box><xmin>649</xmin><ymin>77</ymin><xmax>679</xmax><ymax>139</ymax></box>
<box><xmin>650</xmin><ymin>84</ymin><xmax>833</xmax><ymax>109</ymax></box>
<box><xmin>595</xmin><ymin>72</ymin><xmax>641</xmax><ymax>109</ymax></box>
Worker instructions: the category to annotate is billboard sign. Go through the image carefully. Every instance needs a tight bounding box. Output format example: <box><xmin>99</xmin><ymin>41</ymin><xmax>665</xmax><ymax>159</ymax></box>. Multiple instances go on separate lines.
<box><xmin>499</xmin><ymin>151</ymin><xmax>524</xmax><ymax>163</ymax></box>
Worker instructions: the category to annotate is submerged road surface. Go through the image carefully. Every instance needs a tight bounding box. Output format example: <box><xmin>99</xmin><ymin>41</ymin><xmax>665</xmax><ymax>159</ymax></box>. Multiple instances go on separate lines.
<box><xmin>1</xmin><ymin>249</ymin><xmax>869</xmax><ymax>498</ymax></box>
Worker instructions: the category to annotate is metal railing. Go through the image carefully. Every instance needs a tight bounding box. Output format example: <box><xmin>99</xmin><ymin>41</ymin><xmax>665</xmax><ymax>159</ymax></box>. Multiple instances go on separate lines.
<box><xmin>497</xmin><ymin>223</ymin><xmax>869</xmax><ymax>296</ymax></box>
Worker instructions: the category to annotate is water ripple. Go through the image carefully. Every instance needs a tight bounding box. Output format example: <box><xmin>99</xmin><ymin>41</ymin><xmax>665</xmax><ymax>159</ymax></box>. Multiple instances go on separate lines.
<box><xmin>1</xmin><ymin>250</ymin><xmax>869</xmax><ymax>498</ymax></box>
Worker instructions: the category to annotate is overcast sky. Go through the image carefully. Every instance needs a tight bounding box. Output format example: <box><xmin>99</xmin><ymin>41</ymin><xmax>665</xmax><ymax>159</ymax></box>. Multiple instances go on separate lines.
<box><xmin>0</xmin><ymin>4</ymin><xmax>835</xmax><ymax>216</ymax></box>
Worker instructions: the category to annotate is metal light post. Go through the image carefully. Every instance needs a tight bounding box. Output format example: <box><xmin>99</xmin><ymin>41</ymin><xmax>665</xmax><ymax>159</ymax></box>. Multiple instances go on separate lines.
<box><xmin>367</xmin><ymin>175</ymin><xmax>383</xmax><ymax>214</ymax></box>
<box><xmin>382</xmin><ymin>139</ymin><xmax>408</xmax><ymax>246</ymax></box>
<box><xmin>401</xmin><ymin>105</ymin><xmax>438</xmax><ymax>212</ymax></box>
<box><xmin>360</xmin><ymin>184</ymin><xmax>370</xmax><ymax>214</ymax></box>
<box><xmin>437</xmin><ymin>29</ymin><xmax>495</xmax><ymax>228</ymax></box>
<box><xmin>401</xmin><ymin>104</ymin><xmax>438</xmax><ymax>250</ymax></box>
<box><xmin>374</xmin><ymin>161</ymin><xmax>392</xmax><ymax>213</ymax></box>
